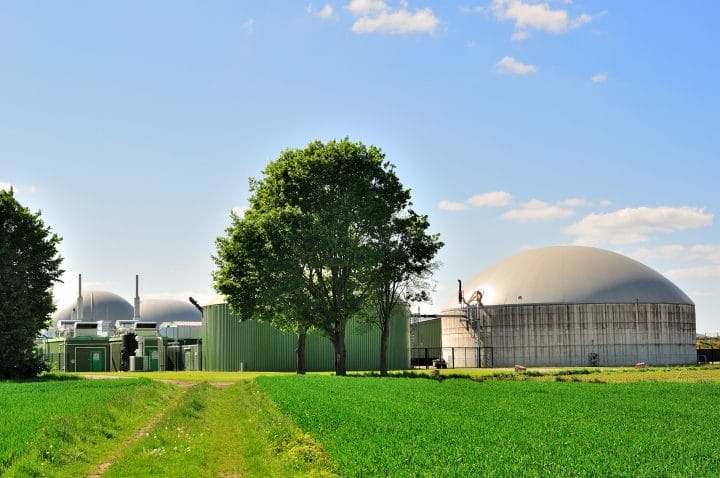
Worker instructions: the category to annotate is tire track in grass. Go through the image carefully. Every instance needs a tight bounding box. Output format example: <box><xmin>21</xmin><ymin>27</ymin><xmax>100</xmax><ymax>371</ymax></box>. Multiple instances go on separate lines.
<box><xmin>86</xmin><ymin>387</ymin><xmax>189</xmax><ymax>478</ymax></box>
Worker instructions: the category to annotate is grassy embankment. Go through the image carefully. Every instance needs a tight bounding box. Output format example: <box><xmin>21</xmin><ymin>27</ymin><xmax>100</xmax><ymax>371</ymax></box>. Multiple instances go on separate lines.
<box><xmin>257</xmin><ymin>374</ymin><xmax>720</xmax><ymax>477</ymax></box>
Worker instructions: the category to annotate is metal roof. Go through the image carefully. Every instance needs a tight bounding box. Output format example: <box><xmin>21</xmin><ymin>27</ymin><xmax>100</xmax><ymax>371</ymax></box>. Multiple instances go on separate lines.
<box><xmin>446</xmin><ymin>246</ymin><xmax>693</xmax><ymax>309</ymax></box>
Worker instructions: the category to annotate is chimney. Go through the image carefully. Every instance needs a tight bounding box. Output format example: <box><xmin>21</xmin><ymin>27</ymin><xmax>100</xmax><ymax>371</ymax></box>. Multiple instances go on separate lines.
<box><xmin>134</xmin><ymin>274</ymin><xmax>141</xmax><ymax>319</ymax></box>
<box><xmin>77</xmin><ymin>274</ymin><xmax>84</xmax><ymax>321</ymax></box>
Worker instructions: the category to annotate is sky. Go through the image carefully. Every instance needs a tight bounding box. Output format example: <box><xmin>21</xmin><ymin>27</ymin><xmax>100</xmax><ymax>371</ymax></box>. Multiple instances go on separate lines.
<box><xmin>2</xmin><ymin>1</ymin><xmax>719</xmax><ymax>333</ymax></box>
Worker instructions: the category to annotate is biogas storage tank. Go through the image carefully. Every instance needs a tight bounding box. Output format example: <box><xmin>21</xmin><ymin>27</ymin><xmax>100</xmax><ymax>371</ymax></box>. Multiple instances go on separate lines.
<box><xmin>441</xmin><ymin>246</ymin><xmax>696</xmax><ymax>367</ymax></box>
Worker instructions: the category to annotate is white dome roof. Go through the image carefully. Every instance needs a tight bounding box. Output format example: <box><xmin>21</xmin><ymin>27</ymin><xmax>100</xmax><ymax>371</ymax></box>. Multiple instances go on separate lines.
<box><xmin>138</xmin><ymin>299</ymin><xmax>202</xmax><ymax>323</ymax></box>
<box><xmin>446</xmin><ymin>246</ymin><xmax>693</xmax><ymax>309</ymax></box>
<box><xmin>53</xmin><ymin>291</ymin><xmax>133</xmax><ymax>325</ymax></box>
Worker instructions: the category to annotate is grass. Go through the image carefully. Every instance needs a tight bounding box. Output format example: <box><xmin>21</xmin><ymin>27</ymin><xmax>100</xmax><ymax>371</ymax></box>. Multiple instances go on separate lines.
<box><xmin>0</xmin><ymin>377</ymin><xmax>180</xmax><ymax>477</ymax></box>
<box><xmin>257</xmin><ymin>375</ymin><xmax>720</xmax><ymax>477</ymax></box>
<box><xmin>104</xmin><ymin>381</ymin><xmax>336</xmax><ymax>478</ymax></box>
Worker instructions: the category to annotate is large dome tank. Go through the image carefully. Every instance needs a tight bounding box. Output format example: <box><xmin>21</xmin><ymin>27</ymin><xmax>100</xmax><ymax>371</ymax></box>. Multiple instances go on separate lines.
<box><xmin>53</xmin><ymin>290</ymin><xmax>134</xmax><ymax>325</ymax></box>
<box><xmin>450</xmin><ymin>245</ymin><xmax>693</xmax><ymax>308</ymax></box>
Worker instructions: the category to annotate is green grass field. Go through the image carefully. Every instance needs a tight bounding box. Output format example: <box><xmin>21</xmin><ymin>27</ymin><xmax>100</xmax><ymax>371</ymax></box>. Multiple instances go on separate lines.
<box><xmin>257</xmin><ymin>375</ymin><xmax>720</xmax><ymax>477</ymax></box>
<box><xmin>4</xmin><ymin>368</ymin><xmax>720</xmax><ymax>476</ymax></box>
<box><xmin>0</xmin><ymin>376</ymin><xmax>179</xmax><ymax>477</ymax></box>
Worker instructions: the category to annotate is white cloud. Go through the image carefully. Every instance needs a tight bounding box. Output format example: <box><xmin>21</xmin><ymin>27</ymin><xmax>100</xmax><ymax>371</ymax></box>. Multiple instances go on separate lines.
<box><xmin>438</xmin><ymin>200</ymin><xmax>469</xmax><ymax>211</ymax></box>
<box><xmin>665</xmin><ymin>265</ymin><xmax>720</xmax><ymax>280</ymax></box>
<box><xmin>346</xmin><ymin>0</ymin><xmax>388</xmax><ymax>15</ymax></box>
<box><xmin>308</xmin><ymin>3</ymin><xmax>334</xmax><ymax>19</ymax></box>
<box><xmin>564</xmin><ymin>206</ymin><xmax>714</xmax><ymax>245</ymax></box>
<box><xmin>632</xmin><ymin>244</ymin><xmax>720</xmax><ymax>264</ymax></box>
<box><xmin>467</xmin><ymin>191</ymin><xmax>512</xmax><ymax>207</ymax></box>
<box><xmin>0</xmin><ymin>182</ymin><xmax>12</xmax><ymax>191</ymax></box>
<box><xmin>495</xmin><ymin>56</ymin><xmax>537</xmax><ymax>75</ymax></box>
<box><xmin>591</xmin><ymin>72</ymin><xmax>607</xmax><ymax>84</ymax></box>
<box><xmin>347</xmin><ymin>1</ymin><xmax>440</xmax><ymax>35</ymax></box>
<box><xmin>511</xmin><ymin>30</ymin><xmax>530</xmax><ymax>41</ymax></box>
<box><xmin>558</xmin><ymin>197</ymin><xmax>593</xmax><ymax>208</ymax></box>
<box><xmin>501</xmin><ymin>199</ymin><xmax>574</xmax><ymax>222</ymax></box>
<box><xmin>492</xmin><ymin>0</ymin><xmax>591</xmax><ymax>39</ymax></box>
<box><xmin>599</xmin><ymin>199</ymin><xmax>612</xmax><ymax>207</ymax></box>
<box><xmin>242</xmin><ymin>18</ymin><xmax>255</xmax><ymax>33</ymax></box>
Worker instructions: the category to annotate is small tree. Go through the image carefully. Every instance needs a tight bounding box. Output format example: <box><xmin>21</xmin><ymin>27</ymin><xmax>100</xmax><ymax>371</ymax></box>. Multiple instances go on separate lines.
<box><xmin>0</xmin><ymin>188</ymin><xmax>63</xmax><ymax>379</ymax></box>
<box><xmin>366</xmin><ymin>211</ymin><xmax>442</xmax><ymax>375</ymax></box>
<box><xmin>214</xmin><ymin>209</ymin><xmax>315</xmax><ymax>373</ymax></box>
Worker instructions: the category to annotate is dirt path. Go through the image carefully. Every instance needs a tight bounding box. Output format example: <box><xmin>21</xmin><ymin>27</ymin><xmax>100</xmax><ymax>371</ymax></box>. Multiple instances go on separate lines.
<box><xmin>86</xmin><ymin>387</ymin><xmax>188</xmax><ymax>478</ymax></box>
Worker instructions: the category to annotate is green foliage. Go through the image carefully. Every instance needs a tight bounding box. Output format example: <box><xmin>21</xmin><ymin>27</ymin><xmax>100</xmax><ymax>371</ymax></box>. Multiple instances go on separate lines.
<box><xmin>214</xmin><ymin>138</ymin><xmax>415</xmax><ymax>375</ymax></box>
<box><xmin>258</xmin><ymin>375</ymin><xmax>720</xmax><ymax>477</ymax></box>
<box><xmin>0</xmin><ymin>188</ymin><xmax>63</xmax><ymax>379</ymax></box>
<box><xmin>0</xmin><ymin>378</ymin><xmax>177</xmax><ymax>477</ymax></box>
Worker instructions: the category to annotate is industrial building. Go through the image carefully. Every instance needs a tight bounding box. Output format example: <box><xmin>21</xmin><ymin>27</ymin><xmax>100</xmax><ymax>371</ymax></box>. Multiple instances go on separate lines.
<box><xmin>43</xmin><ymin>245</ymin><xmax>697</xmax><ymax>373</ymax></box>
<box><xmin>202</xmin><ymin>299</ymin><xmax>410</xmax><ymax>372</ymax></box>
<box><xmin>439</xmin><ymin>246</ymin><xmax>696</xmax><ymax>367</ymax></box>
<box><xmin>43</xmin><ymin>275</ymin><xmax>202</xmax><ymax>372</ymax></box>
<box><xmin>43</xmin><ymin>275</ymin><xmax>410</xmax><ymax>373</ymax></box>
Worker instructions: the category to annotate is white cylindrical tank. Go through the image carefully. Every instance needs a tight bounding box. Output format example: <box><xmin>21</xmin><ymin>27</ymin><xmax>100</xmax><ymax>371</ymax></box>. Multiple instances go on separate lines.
<box><xmin>442</xmin><ymin>246</ymin><xmax>696</xmax><ymax>367</ymax></box>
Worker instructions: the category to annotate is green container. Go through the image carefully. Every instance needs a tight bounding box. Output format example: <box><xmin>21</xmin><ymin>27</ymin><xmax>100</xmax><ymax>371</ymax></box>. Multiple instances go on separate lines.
<box><xmin>202</xmin><ymin>303</ymin><xmax>410</xmax><ymax>372</ymax></box>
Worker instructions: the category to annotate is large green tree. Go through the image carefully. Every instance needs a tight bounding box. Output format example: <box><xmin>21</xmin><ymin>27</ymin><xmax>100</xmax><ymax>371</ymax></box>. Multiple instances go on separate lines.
<box><xmin>0</xmin><ymin>188</ymin><xmax>63</xmax><ymax>379</ymax></box>
<box><xmin>214</xmin><ymin>138</ymin><xmax>411</xmax><ymax>375</ymax></box>
<box><xmin>365</xmin><ymin>210</ymin><xmax>442</xmax><ymax>375</ymax></box>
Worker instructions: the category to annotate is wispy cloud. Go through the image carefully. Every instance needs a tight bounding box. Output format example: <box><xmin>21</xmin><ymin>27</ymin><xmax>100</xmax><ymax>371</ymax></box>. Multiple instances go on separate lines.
<box><xmin>511</xmin><ymin>30</ymin><xmax>530</xmax><ymax>41</ymax></box>
<box><xmin>347</xmin><ymin>0</ymin><xmax>440</xmax><ymax>35</ymax></box>
<box><xmin>438</xmin><ymin>200</ymin><xmax>469</xmax><ymax>211</ymax></box>
<box><xmin>590</xmin><ymin>72</ymin><xmax>608</xmax><ymax>84</ymax></box>
<box><xmin>501</xmin><ymin>199</ymin><xmax>574</xmax><ymax>222</ymax></box>
<box><xmin>467</xmin><ymin>191</ymin><xmax>513</xmax><ymax>207</ymax></box>
<box><xmin>307</xmin><ymin>3</ymin><xmax>334</xmax><ymax>20</ymax></box>
<box><xmin>632</xmin><ymin>244</ymin><xmax>720</xmax><ymax>264</ymax></box>
<box><xmin>439</xmin><ymin>191</ymin><xmax>512</xmax><ymax>212</ymax></box>
<box><xmin>565</xmin><ymin>206</ymin><xmax>714</xmax><ymax>245</ymax></box>
<box><xmin>495</xmin><ymin>56</ymin><xmax>537</xmax><ymax>75</ymax></box>
<box><xmin>492</xmin><ymin>0</ymin><xmax>592</xmax><ymax>40</ymax></box>
<box><xmin>665</xmin><ymin>265</ymin><xmax>720</xmax><ymax>280</ymax></box>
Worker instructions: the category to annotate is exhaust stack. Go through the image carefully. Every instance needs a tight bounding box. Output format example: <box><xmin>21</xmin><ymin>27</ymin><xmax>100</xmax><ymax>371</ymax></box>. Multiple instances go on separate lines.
<box><xmin>77</xmin><ymin>274</ymin><xmax>84</xmax><ymax>321</ymax></box>
<box><xmin>133</xmin><ymin>275</ymin><xmax>141</xmax><ymax>319</ymax></box>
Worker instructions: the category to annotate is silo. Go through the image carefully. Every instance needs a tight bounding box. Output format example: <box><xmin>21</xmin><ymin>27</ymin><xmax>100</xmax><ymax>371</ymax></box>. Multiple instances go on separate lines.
<box><xmin>441</xmin><ymin>246</ymin><xmax>696</xmax><ymax>367</ymax></box>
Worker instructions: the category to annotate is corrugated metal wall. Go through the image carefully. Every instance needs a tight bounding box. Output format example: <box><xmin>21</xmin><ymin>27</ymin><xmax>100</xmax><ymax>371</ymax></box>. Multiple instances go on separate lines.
<box><xmin>413</xmin><ymin>318</ymin><xmax>442</xmax><ymax>348</ymax></box>
<box><xmin>441</xmin><ymin>303</ymin><xmax>696</xmax><ymax>367</ymax></box>
<box><xmin>202</xmin><ymin>303</ymin><xmax>410</xmax><ymax>372</ymax></box>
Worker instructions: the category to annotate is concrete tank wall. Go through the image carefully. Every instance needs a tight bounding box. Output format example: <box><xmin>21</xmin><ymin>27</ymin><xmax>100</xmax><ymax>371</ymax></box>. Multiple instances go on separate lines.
<box><xmin>441</xmin><ymin>303</ymin><xmax>696</xmax><ymax>367</ymax></box>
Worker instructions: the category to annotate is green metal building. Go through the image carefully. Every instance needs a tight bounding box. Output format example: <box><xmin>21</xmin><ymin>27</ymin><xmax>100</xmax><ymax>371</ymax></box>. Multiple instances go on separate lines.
<box><xmin>202</xmin><ymin>302</ymin><xmax>410</xmax><ymax>372</ymax></box>
<box><xmin>43</xmin><ymin>336</ymin><xmax>165</xmax><ymax>372</ymax></box>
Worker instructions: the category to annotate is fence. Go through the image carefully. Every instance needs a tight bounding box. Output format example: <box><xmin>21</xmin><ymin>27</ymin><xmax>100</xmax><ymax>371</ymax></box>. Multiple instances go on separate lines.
<box><xmin>411</xmin><ymin>347</ymin><xmax>493</xmax><ymax>368</ymax></box>
<box><xmin>697</xmin><ymin>349</ymin><xmax>720</xmax><ymax>363</ymax></box>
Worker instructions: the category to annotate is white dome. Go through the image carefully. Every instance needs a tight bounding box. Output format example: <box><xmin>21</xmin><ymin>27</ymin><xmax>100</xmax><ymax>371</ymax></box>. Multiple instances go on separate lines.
<box><xmin>138</xmin><ymin>299</ymin><xmax>202</xmax><ymax>323</ymax></box>
<box><xmin>53</xmin><ymin>291</ymin><xmax>133</xmax><ymax>325</ymax></box>
<box><xmin>447</xmin><ymin>246</ymin><xmax>693</xmax><ymax>309</ymax></box>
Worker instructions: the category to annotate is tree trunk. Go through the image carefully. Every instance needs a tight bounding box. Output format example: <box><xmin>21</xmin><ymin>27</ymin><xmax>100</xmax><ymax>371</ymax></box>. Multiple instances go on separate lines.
<box><xmin>380</xmin><ymin>324</ymin><xmax>389</xmax><ymax>376</ymax></box>
<box><xmin>296</xmin><ymin>331</ymin><xmax>307</xmax><ymax>375</ymax></box>
<box><xmin>332</xmin><ymin>321</ymin><xmax>347</xmax><ymax>376</ymax></box>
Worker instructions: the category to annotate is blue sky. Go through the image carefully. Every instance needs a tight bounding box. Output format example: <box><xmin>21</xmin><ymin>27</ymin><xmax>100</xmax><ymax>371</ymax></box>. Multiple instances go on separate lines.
<box><xmin>2</xmin><ymin>1</ymin><xmax>719</xmax><ymax>332</ymax></box>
